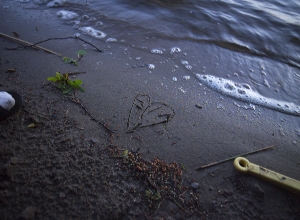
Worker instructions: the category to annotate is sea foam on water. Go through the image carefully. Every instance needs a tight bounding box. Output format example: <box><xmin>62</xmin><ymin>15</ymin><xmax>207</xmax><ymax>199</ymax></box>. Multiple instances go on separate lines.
<box><xmin>79</xmin><ymin>27</ymin><xmax>106</xmax><ymax>39</ymax></box>
<box><xmin>151</xmin><ymin>49</ymin><xmax>163</xmax><ymax>54</ymax></box>
<box><xmin>196</xmin><ymin>74</ymin><xmax>300</xmax><ymax>116</ymax></box>
<box><xmin>170</xmin><ymin>47</ymin><xmax>181</xmax><ymax>54</ymax></box>
<box><xmin>56</xmin><ymin>10</ymin><xmax>78</xmax><ymax>20</ymax></box>
<box><xmin>47</xmin><ymin>0</ymin><xmax>66</xmax><ymax>7</ymax></box>
<box><xmin>106</xmin><ymin>38</ymin><xmax>117</xmax><ymax>43</ymax></box>
<box><xmin>148</xmin><ymin>64</ymin><xmax>155</xmax><ymax>70</ymax></box>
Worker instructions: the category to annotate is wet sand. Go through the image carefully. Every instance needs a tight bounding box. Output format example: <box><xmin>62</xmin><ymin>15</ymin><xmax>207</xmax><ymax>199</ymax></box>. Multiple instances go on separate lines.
<box><xmin>0</xmin><ymin>1</ymin><xmax>299</xmax><ymax>219</ymax></box>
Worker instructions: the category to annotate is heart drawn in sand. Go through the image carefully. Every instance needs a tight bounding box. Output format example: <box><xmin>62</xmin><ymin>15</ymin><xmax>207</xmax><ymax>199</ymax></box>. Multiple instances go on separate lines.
<box><xmin>127</xmin><ymin>94</ymin><xmax>175</xmax><ymax>132</ymax></box>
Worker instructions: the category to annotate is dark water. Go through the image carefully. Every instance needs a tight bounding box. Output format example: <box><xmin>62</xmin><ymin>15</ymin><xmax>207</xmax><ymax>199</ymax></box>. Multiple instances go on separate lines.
<box><xmin>35</xmin><ymin>0</ymin><xmax>300</xmax><ymax>114</ymax></box>
<box><xmin>74</xmin><ymin>0</ymin><xmax>300</xmax><ymax>67</ymax></box>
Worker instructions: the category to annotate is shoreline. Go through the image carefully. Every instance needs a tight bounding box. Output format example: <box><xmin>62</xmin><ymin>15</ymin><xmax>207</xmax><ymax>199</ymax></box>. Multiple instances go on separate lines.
<box><xmin>1</xmin><ymin>1</ymin><xmax>299</xmax><ymax>219</ymax></box>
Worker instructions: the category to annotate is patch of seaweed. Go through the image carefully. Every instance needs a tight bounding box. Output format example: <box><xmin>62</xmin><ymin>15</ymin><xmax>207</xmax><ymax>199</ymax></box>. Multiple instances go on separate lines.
<box><xmin>107</xmin><ymin>146</ymin><xmax>201</xmax><ymax>217</ymax></box>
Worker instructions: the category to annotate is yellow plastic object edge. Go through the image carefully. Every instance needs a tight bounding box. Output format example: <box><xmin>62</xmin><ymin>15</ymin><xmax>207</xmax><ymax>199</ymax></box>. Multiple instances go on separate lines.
<box><xmin>234</xmin><ymin>157</ymin><xmax>300</xmax><ymax>195</ymax></box>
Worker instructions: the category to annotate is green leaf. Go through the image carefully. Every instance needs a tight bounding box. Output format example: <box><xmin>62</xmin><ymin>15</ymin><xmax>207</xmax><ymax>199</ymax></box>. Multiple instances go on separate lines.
<box><xmin>78</xmin><ymin>86</ymin><xmax>85</xmax><ymax>92</ymax></box>
<box><xmin>47</xmin><ymin>72</ymin><xmax>63</xmax><ymax>82</ymax></box>
<box><xmin>63</xmin><ymin>73</ymin><xmax>69</xmax><ymax>80</ymax></box>
<box><xmin>73</xmin><ymin>79</ymin><xmax>82</xmax><ymax>85</ymax></box>
<box><xmin>63</xmin><ymin>57</ymin><xmax>78</xmax><ymax>66</ymax></box>
<box><xmin>47</xmin><ymin>71</ymin><xmax>85</xmax><ymax>94</ymax></box>
<box><xmin>68</xmin><ymin>79</ymin><xmax>82</xmax><ymax>87</ymax></box>
<box><xmin>63</xmin><ymin>86</ymin><xmax>73</xmax><ymax>94</ymax></box>
<box><xmin>47</xmin><ymin>77</ymin><xmax>57</xmax><ymax>82</ymax></box>
<box><xmin>55</xmin><ymin>72</ymin><xmax>63</xmax><ymax>80</ymax></box>
<box><xmin>57</xmin><ymin>80</ymin><xmax>66</xmax><ymax>88</ymax></box>
<box><xmin>63</xmin><ymin>57</ymin><xmax>72</xmax><ymax>63</ymax></box>
<box><xmin>77</xmin><ymin>50</ymin><xmax>86</xmax><ymax>55</ymax></box>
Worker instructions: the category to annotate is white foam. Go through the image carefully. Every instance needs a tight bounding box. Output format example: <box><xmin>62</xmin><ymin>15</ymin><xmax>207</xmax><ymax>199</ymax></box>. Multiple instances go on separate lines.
<box><xmin>57</xmin><ymin>10</ymin><xmax>78</xmax><ymax>20</ymax></box>
<box><xmin>185</xmin><ymin>65</ymin><xmax>192</xmax><ymax>70</ymax></box>
<box><xmin>196</xmin><ymin>74</ymin><xmax>300</xmax><ymax>116</ymax></box>
<box><xmin>178</xmin><ymin>87</ymin><xmax>187</xmax><ymax>93</ymax></box>
<box><xmin>82</xmin><ymin>15</ymin><xmax>89</xmax><ymax>20</ymax></box>
<box><xmin>181</xmin><ymin>60</ymin><xmax>189</xmax><ymax>65</ymax></box>
<box><xmin>170</xmin><ymin>47</ymin><xmax>181</xmax><ymax>54</ymax></box>
<box><xmin>263</xmin><ymin>79</ymin><xmax>270</xmax><ymax>88</ymax></box>
<box><xmin>182</xmin><ymin>76</ymin><xmax>190</xmax><ymax>80</ymax></box>
<box><xmin>233</xmin><ymin>102</ymin><xmax>256</xmax><ymax>110</ymax></box>
<box><xmin>0</xmin><ymin>92</ymin><xmax>15</xmax><ymax>110</ymax></box>
<box><xmin>148</xmin><ymin>64</ymin><xmax>155</xmax><ymax>70</ymax></box>
<box><xmin>96</xmin><ymin>21</ymin><xmax>103</xmax><ymax>26</ymax></box>
<box><xmin>105</xmin><ymin>38</ymin><xmax>117</xmax><ymax>43</ymax></box>
<box><xmin>79</xmin><ymin>27</ymin><xmax>106</xmax><ymax>39</ymax></box>
<box><xmin>151</xmin><ymin>49</ymin><xmax>163</xmax><ymax>54</ymax></box>
<box><xmin>47</xmin><ymin>0</ymin><xmax>66</xmax><ymax>7</ymax></box>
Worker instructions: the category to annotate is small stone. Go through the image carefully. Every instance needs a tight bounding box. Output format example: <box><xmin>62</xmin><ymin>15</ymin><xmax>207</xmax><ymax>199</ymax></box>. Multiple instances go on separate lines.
<box><xmin>91</xmin><ymin>138</ymin><xmax>99</xmax><ymax>143</ymax></box>
<box><xmin>191</xmin><ymin>182</ymin><xmax>199</xmax><ymax>189</ymax></box>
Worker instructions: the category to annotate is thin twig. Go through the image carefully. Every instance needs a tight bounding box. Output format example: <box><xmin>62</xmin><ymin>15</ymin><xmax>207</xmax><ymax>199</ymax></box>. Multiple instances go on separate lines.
<box><xmin>146</xmin><ymin>176</ymin><xmax>161</xmax><ymax>193</ymax></box>
<box><xmin>63</xmin><ymin>71</ymin><xmax>86</xmax><ymax>76</ymax></box>
<box><xmin>68</xmin><ymin>94</ymin><xmax>115</xmax><ymax>134</ymax></box>
<box><xmin>196</xmin><ymin>145</ymin><xmax>275</xmax><ymax>170</ymax></box>
<box><xmin>167</xmin><ymin>197</ymin><xmax>185</xmax><ymax>212</ymax></box>
<box><xmin>0</xmin><ymin>32</ymin><xmax>61</xmax><ymax>57</ymax></box>
<box><xmin>4</xmin><ymin>36</ymin><xmax>103</xmax><ymax>53</ymax></box>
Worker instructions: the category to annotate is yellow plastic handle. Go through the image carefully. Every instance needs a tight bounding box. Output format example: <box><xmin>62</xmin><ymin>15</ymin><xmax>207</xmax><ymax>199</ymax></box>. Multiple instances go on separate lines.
<box><xmin>234</xmin><ymin>157</ymin><xmax>300</xmax><ymax>195</ymax></box>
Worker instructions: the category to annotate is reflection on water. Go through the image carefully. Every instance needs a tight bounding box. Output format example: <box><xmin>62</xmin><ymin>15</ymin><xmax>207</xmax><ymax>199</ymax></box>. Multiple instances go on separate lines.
<box><xmin>65</xmin><ymin>0</ymin><xmax>300</xmax><ymax>68</ymax></box>
<box><xmin>242</xmin><ymin>0</ymin><xmax>300</xmax><ymax>26</ymax></box>
<box><xmin>39</xmin><ymin>0</ymin><xmax>300</xmax><ymax>114</ymax></box>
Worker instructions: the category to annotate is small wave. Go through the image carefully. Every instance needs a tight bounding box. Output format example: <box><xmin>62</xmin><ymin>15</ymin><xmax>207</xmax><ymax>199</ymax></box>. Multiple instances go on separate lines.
<box><xmin>196</xmin><ymin>74</ymin><xmax>300</xmax><ymax>116</ymax></box>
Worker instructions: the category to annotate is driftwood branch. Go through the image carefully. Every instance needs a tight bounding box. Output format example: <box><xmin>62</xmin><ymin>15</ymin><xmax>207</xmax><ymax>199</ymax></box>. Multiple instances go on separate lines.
<box><xmin>63</xmin><ymin>71</ymin><xmax>86</xmax><ymax>76</ymax></box>
<box><xmin>0</xmin><ymin>32</ymin><xmax>61</xmax><ymax>57</ymax></box>
<box><xmin>196</xmin><ymin>145</ymin><xmax>275</xmax><ymax>170</ymax></box>
<box><xmin>3</xmin><ymin>35</ymin><xmax>103</xmax><ymax>53</ymax></box>
<box><xmin>68</xmin><ymin>94</ymin><xmax>115</xmax><ymax>134</ymax></box>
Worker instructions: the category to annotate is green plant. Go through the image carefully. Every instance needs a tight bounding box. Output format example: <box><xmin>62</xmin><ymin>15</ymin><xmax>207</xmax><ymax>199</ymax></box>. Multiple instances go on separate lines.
<box><xmin>47</xmin><ymin>72</ymin><xmax>85</xmax><ymax>94</ymax></box>
<box><xmin>63</xmin><ymin>50</ymin><xmax>87</xmax><ymax>66</ymax></box>
<box><xmin>63</xmin><ymin>57</ymin><xmax>79</xmax><ymax>66</ymax></box>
